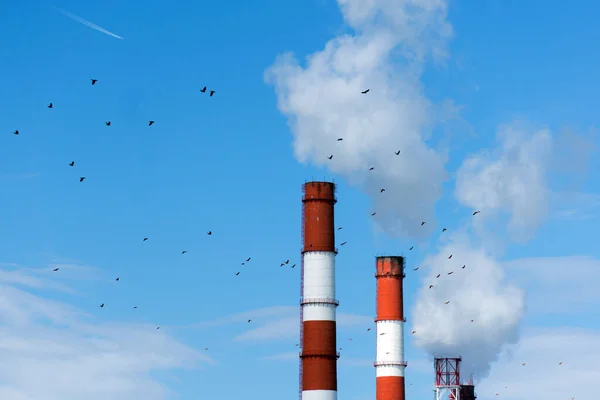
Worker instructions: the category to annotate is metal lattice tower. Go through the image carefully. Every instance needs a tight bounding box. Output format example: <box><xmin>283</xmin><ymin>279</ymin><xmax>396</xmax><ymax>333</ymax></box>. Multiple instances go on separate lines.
<box><xmin>433</xmin><ymin>358</ymin><xmax>461</xmax><ymax>400</ymax></box>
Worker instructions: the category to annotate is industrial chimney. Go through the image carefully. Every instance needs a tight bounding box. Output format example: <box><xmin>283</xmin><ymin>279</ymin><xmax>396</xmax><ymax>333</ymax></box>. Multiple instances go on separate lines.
<box><xmin>299</xmin><ymin>181</ymin><xmax>339</xmax><ymax>400</ymax></box>
<box><xmin>375</xmin><ymin>256</ymin><xmax>407</xmax><ymax>400</ymax></box>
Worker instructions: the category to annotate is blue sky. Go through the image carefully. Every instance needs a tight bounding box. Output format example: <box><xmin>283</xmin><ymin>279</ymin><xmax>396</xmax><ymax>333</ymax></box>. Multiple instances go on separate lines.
<box><xmin>0</xmin><ymin>0</ymin><xmax>599</xmax><ymax>399</ymax></box>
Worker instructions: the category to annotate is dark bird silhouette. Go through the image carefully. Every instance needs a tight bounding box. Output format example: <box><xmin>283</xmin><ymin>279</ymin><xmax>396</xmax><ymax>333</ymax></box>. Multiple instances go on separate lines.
<box><xmin>412</xmin><ymin>330</ymin><xmax>416</xmax><ymax>334</ymax></box>
<box><xmin>280</xmin><ymin>263</ymin><xmax>285</xmax><ymax>267</ymax></box>
<box><xmin>328</xmin><ymin>155</ymin><xmax>333</xmax><ymax>160</ymax></box>
<box><xmin>442</xmin><ymin>228</ymin><xmax>447</xmax><ymax>232</ymax></box>
<box><xmin>340</xmin><ymin>241</ymin><xmax>347</xmax><ymax>246</ymax></box>
<box><xmin>379</xmin><ymin>332</ymin><xmax>386</xmax><ymax>336</ymax></box>
<box><xmin>380</xmin><ymin>188</ymin><xmax>385</xmax><ymax>193</ymax></box>
<box><xmin>337</xmin><ymin>138</ymin><xmax>343</xmax><ymax>141</ymax></box>
<box><xmin>210</xmin><ymin>90</ymin><xmax>215</xmax><ymax>96</ymax></box>
<box><xmin>447</xmin><ymin>271</ymin><xmax>454</xmax><ymax>275</ymax></box>
<box><xmin>148</xmin><ymin>120</ymin><xmax>155</xmax><ymax>126</ymax></box>
<box><xmin>559</xmin><ymin>362</ymin><xmax>563</xmax><ymax>365</ymax></box>
<box><xmin>48</xmin><ymin>103</ymin><xmax>53</xmax><ymax>108</ymax></box>
<box><xmin>444</xmin><ymin>301</ymin><xmax>450</xmax><ymax>304</ymax></box>
<box><xmin>235</xmin><ymin>272</ymin><xmax>240</xmax><ymax>276</ymax></box>
<box><xmin>115</xmin><ymin>277</ymin><xmax>119</xmax><ymax>281</ymax></box>
<box><xmin>100</xmin><ymin>303</ymin><xmax>104</xmax><ymax>308</ymax></box>
<box><xmin>421</xmin><ymin>221</ymin><xmax>426</xmax><ymax>226</ymax></box>
<box><xmin>367</xmin><ymin>328</ymin><xmax>371</xmax><ymax>331</ymax></box>
<box><xmin>371</xmin><ymin>212</ymin><xmax>376</xmax><ymax>216</ymax></box>
<box><xmin>291</xmin><ymin>264</ymin><xmax>296</xmax><ymax>268</ymax></box>
<box><xmin>69</xmin><ymin>161</ymin><xmax>74</xmax><ymax>166</ymax></box>
<box><xmin>143</xmin><ymin>237</ymin><xmax>148</xmax><ymax>241</ymax></box>
<box><xmin>361</xmin><ymin>89</ymin><xmax>370</xmax><ymax>94</ymax></box>
<box><xmin>448</xmin><ymin>254</ymin><xmax>453</xmax><ymax>259</ymax></box>
<box><xmin>13</xmin><ymin>130</ymin><xmax>19</xmax><ymax>135</ymax></box>
<box><xmin>91</xmin><ymin>79</ymin><xmax>98</xmax><ymax>85</ymax></box>
<box><xmin>470</xmin><ymin>319</ymin><xmax>474</xmax><ymax>322</ymax></box>
<box><xmin>285</xmin><ymin>260</ymin><xmax>289</xmax><ymax>264</ymax></box>
<box><xmin>181</xmin><ymin>250</ymin><xmax>187</xmax><ymax>254</ymax></box>
<box><xmin>79</xmin><ymin>177</ymin><xmax>85</xmax><ymax>182</ymax></box>
<box><xmin>369</xmin><ymin>167</ymin><xmax>374</xmax><ymax>170</ymax></box>
<box><xmin>53</xmin><ymin>268</ymin><xmax>59</xmax><ymax>272</ymax></box>
<box><xmin>246</xmin><ymin>257</ymin><xmax>251</xmax><ymax>262</ymax></box>
<box><xmin>247</xmin><ymin>319</ymin><xmax>251</xmax><ymax>323</ymax></box>
<box><xmin>338</xmin><ymin>227</ymin><xmax>342</xmax><ymax>230</ymax></box>
<box><xmin>200</xmin><ymin>86</ymin><xmax>207</xmax><ymax>93</ymax></box>
<box><xmin>413</xmin><ymin>267</ymin><xmax>419</xmax><ymax>271</ymax></box>
<box><xmin>241</xmin><ymin>262</ymin><xmax>245</xmax><ymax>265</ymax></box>
<box><xmin>395</xmin><ymin>150</ymin><xmax>401</xmax><ymax>155</ymax></box>
<box><xmin>105</xmin><ymin>121</ymin><xmax>111</xmax><ymax>126</ymax></box>
<box><xmin>133</xmin><ymin>306</ymin><xmax>137</xmax><ymax>309</ymax></box>
<box><xmin>207</xmin><ymin>231</ymin><xmax>212</xmax><ymax>235</ymax></box>
<box><xmin>473</xmin><ymin>211</ymin><xmax>481</xmax><ymax>215</ymax></box>
<box><xmin>436</xmin><ymin>274</ymin><xmax>441</xmax><ymax>278</ymax></box>
<box><xmin>156</xmin><ymin>327</ymin><xmax>160</xmax><ymax>330</ymax></box>
<box><xmin>410</xmin><ymin>246</ymin><xmax>414</xmax><ymax>250</ymax></box>
<box><xmin>462</xmin><ymin>265</ymin><xmax>466</xmax><ymax>269</ymax></box>
<box><xmin>429</xmin><ymin>285</ymin><xmax>433</xmax><ymax>289</ymax></box>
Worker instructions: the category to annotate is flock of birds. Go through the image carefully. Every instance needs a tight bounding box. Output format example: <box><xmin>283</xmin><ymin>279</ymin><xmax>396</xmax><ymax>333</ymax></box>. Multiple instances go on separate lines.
<box><xmin>8</xmin><ymin>84</ymin><xmax>572</xmax><ymax>398</ymax></box>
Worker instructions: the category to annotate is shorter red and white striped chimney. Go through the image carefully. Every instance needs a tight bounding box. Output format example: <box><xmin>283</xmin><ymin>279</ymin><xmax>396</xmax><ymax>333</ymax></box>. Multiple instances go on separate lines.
<box><xmin>374</xmin><ymin>256</ymin><xmax>406</xmax><ymax>400</ymax></box>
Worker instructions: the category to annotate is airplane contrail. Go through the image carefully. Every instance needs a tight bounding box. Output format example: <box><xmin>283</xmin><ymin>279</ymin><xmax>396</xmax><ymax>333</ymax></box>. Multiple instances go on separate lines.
<box><xmin>55</xmin><ymin>7</ymin><xmax>123</xmax><ymax>40</ymax></box>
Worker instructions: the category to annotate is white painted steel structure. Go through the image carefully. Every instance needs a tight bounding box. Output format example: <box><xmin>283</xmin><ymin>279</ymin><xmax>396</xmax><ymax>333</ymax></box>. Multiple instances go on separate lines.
<box><xmin>375</xmin><ymin>319</ymin><xmax>406</xmax><ymax>377</ymax></box>
<box><xmin>302</xmin><ymin>390</ymin><xmax>337</xmax><ymax>400</ymax></box>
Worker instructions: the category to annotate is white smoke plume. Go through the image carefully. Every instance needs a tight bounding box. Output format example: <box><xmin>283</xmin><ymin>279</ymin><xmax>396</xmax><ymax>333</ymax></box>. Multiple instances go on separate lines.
<box><xmin>411</xmin><ymin>233</ymin><xmax>525</xmax><ymax>378</ymax></box>
<box><xmin>265</xmin><ymin>0</ymin><xmax>541</xmax><ymax>380</ymax></box>
<box><xmin>265</xmin><ymin>0</ymin><xmax>453</xmax><ymax>239</ymax></box>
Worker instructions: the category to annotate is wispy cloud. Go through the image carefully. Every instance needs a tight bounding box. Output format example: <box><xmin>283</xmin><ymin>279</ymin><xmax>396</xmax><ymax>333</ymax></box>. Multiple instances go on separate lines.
<box><xmin>477</xmin><ymin>327</ymin><xmax>599</xmax><ymax>399</ymax></box>
<box><xmin>0</xmin><ymin>262</ymin><xmax>209</xmax><ymax>399</ymax></box>
<box><xmin>0</xmin><ymin>172</ymin><xmax>40</xmax><ymax>181</ymax></box>
<box><xmin>231</xmin><ymin>306</ymin><xmax>372</xmax><ymax>342</ymax></box>
<box><xmin>55</xmin><ymin>7</ymin><xmax>124</xmax><ymax>40</ymax></box>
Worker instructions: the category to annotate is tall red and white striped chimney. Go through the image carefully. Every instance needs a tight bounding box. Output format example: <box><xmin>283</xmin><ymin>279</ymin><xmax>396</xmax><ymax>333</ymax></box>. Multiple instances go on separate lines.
<box><xmin>300</xmin><ymin>181</ymin><xmax>338</xmax><ymax>400</ymax></box>
<box><xmin>375</xmin><ymin>256</ymin><xmax>406</xmax><ymax>400</ymax></box>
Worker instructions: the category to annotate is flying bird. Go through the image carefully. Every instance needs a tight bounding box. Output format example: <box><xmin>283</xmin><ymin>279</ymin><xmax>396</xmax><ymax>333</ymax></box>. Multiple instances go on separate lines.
<box><xmin>328</xmin><ymin>155</ymin><xmax>333</xmax><ymax>160</ymax></box>
<box><xmin>371</xmin><ymin>212</ymin><xmax>376</xmax><ymax>216</ymax></box>
<box><xmin>379</xmin><ymin>332</ymin><xmax>386</xmax><ymax>336</ymax></box>
<box><xmin>473</xmin><ymin>211</ymin><xmax>481</xmax><ymax>215</ymax></box>
<box><xmin>340</xmin><ymin>241</ymin><xmax>347</xmax><ymax>246</ymax></box>
<box><xmin>105</xmin><ymin>121</ymin><xmax>111</xmax><ymax>126</ymax></box>
<box><xmin>79</xmin><ymin>177</ymin><xmax>85</xmax><ymax>182</ymax></box>
<box><xmin>246</xmin><ymin>257</ymin><xmax>251</xmax><ymax>262</ymax></box>
<box><xmin>410</xmin><ymin>246</ymin><xmax>414</xmax><ymax>250</ymax></box>
<box><xmin>448</xmin><ymin>254</ymin><xmax>453</xmax><ymax>259</ymax></box>
<box><xmin>143</xmin><ymin>237</ymin><xmax>148</xmax><ymax>241</ymax></box>
<box><xmin>235</xmin><ymin>272</ymin><xmax>240</xmax><ymax>276</ymax></box>
<box><xmin>148</xmin><ymin>120</ymin><xmax>154</xmax><ymax>126</ymax></box>
<box><xmin>522</xmin><ymin>362</ymin><xmax>526</xmax><ymax>366</ymax></box>
<box><xmin>285</xmin><ymin>260</ymin><xmax>289</xmax><ymax>264</ymax></box>
<box><xmin>447</xmin><ymin>271</ymin><xmax>454</xmax><ymax>275</ymax></box>
<box><xmin>200</xmin><ymin>86</ymin><xmax>207</xmax><ymax>93</ymax></box>
<box><xmin>421</xmin><ymin>221</ymin><xmax>426</xmax><ymax>226</ymax></box>
<box><xmin>337</xmin><ymin>138</ymin><xmax>343</xmax><ymax>141</ymax></box>
<box><xmin>69</xmin><ymin>161</ymin><xmax>74</xmax><ymax>166</ymax></box>
<box><xmin>156</xmin><ymin>327</ymin><xmax>160</xmax><ymax>329</ymax></box>
<box><xmin>361</xmin><ymin>89</ymin><xmax>369</xmax><ymax>94</ymax></box>
<box><xmin>462</xmin><ymin>265</ymin><xmax>466</xmax><ymax>269</ymax></box>
<box><xmin>380</xmin><ymin>188</ymin><xmax>385</xmax><ymax>193</ymax></box>
<box><xmin>436</xmin><ymin>274</ymin><xmax>441</xmax><ymax>278</ymax></box>
<box><xmin>395</xmin><ymin>150</ymin><xmax>401</xmax><ymax>155</ymax></box>
<box><xmin>412</xmin><ymin>330</ymin><xmax>416</xmax><ymax>334</ymax></box>
<box><xmin>444</xmin><ymin>301</ymin><xmax>450</xmax><ymax>304</ymax></box>
<box><xmin>207</xmin><ymin>231</ymin><xmax>212</xmax><ymax>235</ymax></box>
<box><xmin>442</xmin><ymin>228</ymin><xmax>447</xmax><ymax>232</ymax></box>
<box><xmin>369</xmin><ymin>167</ymin><xmax>374</xmax><ymax>170</ymax></box>
<box><xmin>181</xmin><ymin>250</ymin><xmax>187</xmax><ymax>254</ymax></box>
<box><xmin>210</xmin><ymin>90</ymin><xmax>215</xmax><ymax>97</ymax></box>
<box><xmin>53</xmin><ymin>268</ymin><xmax>59</xmax><ymax>272</ymax></box>
<box><xmin>115</xmin><ymin>277</ymin><xmax>119</xmax><ymax>281</ymax></box>
<box><xmin>100</xmin><ymin>303</ymin><xmax>104</xmax><ymax>308</ymax></box>
<box><xmin>13</xmin><ymin>130</ymin><xmax>19</xmax><ymax>135</ymax></box>
<box><xmin>133</xmin><ymin>306</ymin><xmax>137</xmax><ymax>309</ymax></box>
<box><xmin>91</xmin><ymin>79</ymin><xmax>98</xmax><ymax>85</ymax></box>
<box><xmin>56</xmin><ymin>7</ymin><xmax>124</xmax><ymax>39</ymax></box>
<box><xmin>367</xmin><ymin>328</ymin><xmax>371</xmax><ymax>331</ymax></box>
<box><xmin>429</xmin><ymin>285</ymin><xmax>433</xmax><ymax>289</ymax></box>
<box><xmin>48</xmin><ymin>103</ymin><xmax>53</xmax><ymax>108</ymax></box>
<box><xmin>338</xmin><ymin>227</ymin><xmax>342</xmax><ymax>230</ymax></box>
<box><xmin>413</xmin><ymin>267</ymin><xmax>419</xmax><ymax>271</ymax></box>
<box><xmin>247</xmin><ymin>319</ymin><xmax>252</xmax><ymax>323</ymax></box>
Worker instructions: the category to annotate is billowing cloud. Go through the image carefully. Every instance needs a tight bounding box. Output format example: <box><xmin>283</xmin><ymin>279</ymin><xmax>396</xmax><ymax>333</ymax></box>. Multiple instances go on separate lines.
<box><xmin>0</xmin><ymin>265</ymin><xmax>209</xmax><ymax>400</ymax></box>
<box><xmin>265</xmin><ymin>0</ymin><xmax>454</xmax><ymax>238</ymax></box>
<box><xmin>411</xmin><ymin>234</ymin><xmax>525</xmax><ymax>379</ymax></box>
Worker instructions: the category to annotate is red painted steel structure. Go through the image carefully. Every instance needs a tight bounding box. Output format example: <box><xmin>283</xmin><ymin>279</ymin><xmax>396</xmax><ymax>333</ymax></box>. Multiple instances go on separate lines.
<box><xmin>299</xmin><ymin>182</ymin><xmax>338</xmax><ymax>400</ymax></box>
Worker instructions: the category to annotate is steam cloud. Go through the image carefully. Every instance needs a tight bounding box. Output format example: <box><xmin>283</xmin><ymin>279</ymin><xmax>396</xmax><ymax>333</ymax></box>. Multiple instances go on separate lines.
<box><xmin>265</xmin><ymin>0</ymin><xmax>534</xmax><ymax>379</ymax></box>
<box><xmin>411</xmin><ymin>235</ymin><xmax>526</xmax><ymax>378</ymax></box>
